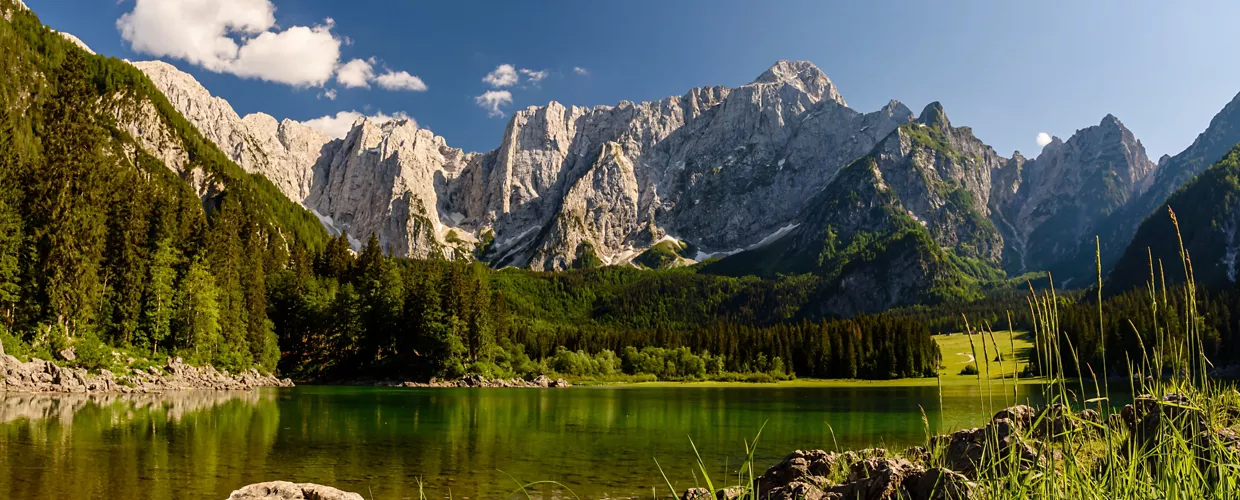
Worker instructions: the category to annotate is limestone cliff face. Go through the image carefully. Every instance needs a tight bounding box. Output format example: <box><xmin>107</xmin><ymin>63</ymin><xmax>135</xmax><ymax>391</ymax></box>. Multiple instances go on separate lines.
<box><xmin>134</xmin><ymin>61</ymin><xmax>331</xmax><ymax>204</ymax></box>
<box><xmin>306</xmin><ymin>119</ymin><xmax>478</xmax><ymax>258</ymax></box>
<box><xmin>456</xmin><ymin>61</ymin><xmax>913</xmax><ymax>269</ymax></box>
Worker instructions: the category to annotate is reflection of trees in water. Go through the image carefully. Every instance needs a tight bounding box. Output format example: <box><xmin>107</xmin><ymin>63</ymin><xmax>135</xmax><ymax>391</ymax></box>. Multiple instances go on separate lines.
<box><xmin>0</xmin><ymin>390</ymin><xmax>271</xmax><ymax>426</ymax></box>
<box><xmin>0</xmin><ymin>390</ymin><xmax>281</xmax><ymax>499</ymax></box>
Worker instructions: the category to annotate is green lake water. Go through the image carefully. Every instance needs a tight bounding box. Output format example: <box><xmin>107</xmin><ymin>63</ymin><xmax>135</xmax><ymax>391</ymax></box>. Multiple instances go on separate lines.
<box><xmin>0</xmin><ymin>383</ymin><xmax>1112</xmax><ymax>499</ymax></box>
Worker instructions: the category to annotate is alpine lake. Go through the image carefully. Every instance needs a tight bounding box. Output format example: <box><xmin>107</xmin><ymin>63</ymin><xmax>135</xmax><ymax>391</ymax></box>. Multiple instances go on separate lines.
<box><xmin>0</xmin><ymin>381</ymin><xmax>1126</xmax><ymax>499</ymax></box>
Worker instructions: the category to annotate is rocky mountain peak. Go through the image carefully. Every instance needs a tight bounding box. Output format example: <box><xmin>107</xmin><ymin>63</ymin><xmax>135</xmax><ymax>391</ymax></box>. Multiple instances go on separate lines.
<box><xmin>752</xmin><ymin>60</ymin><xmax>845</xmax><ymax>106</ymax></box>
<box><xmin>916</xmin><ymin>101</ymin><xmax>950</xmax><ymax>129</ymax></box>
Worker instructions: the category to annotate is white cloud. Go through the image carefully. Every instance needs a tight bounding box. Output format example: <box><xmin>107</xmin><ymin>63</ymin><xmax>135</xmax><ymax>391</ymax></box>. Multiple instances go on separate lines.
<box><xmin>319</xmin><ymin>89</ymin><xmax>337</xmax><ymax>100</ymax></box>
<box><xmin>117</xmin><ymin>0</ymin><xmax>342</xmax><ymax>87</ymax></box>
<box><xmin>475</xmin><ymin>90</ymin><xmax>513</xmax><ymax>118</ymax></box>
<box><xmin>573</xmin><ymin>66</ymin><xmax>589</xmax><ymax>76</ymax></box>
<box><xmin>376</xmin><ymin>70</ymin><xmax>428</xmax><ymax>91</ymax></box>
<box><xmin>482</xmin><ymin>64</ymin><xmax>519</xmax><ymax>88</ymax></box>
<box><xmin>1036</xmin><ymin>132</ymin><xmax>1053</xmax><ymax>147</ymax></box>
<box><xmin>519</xmin><ymin>68</ymin><xmax>548</xmax><ymax>84</ymax></box>
<box><xmin>336</xmin><ymin>58</ymin><xmax>374</xmax><ymax>88</ymax></box>
<box><xmin>302</xmin><ymin>110</ymin><xmax>415</xmax><ymax>139</ymax></box>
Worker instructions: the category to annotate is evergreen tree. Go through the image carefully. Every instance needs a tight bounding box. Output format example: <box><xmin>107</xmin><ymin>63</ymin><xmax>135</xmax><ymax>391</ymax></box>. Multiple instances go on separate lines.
<box><xmin>139</xmin><ymin>239</ymin><xmax>178</xmax><ymax>355</ymax></box>
<box><xmin>176</xmin><ymin>257</ymin><xmax>221</xmax><ymax>364</ymax></box>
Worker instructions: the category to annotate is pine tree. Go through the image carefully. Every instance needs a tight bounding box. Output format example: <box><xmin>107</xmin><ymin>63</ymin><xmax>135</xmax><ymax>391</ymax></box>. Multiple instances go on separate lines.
<box><xmin>176</xmin><ymin>257</ymin><xmax>221</xmax><ymax>364</ymax></box>
<box><xmin>139</xmin><ymin>238</ymin><xmax>178</xmax><ymax>355</ymax></box>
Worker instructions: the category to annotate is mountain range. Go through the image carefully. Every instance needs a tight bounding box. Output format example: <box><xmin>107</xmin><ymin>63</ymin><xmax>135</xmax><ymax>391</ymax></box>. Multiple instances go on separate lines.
<box><xmin>10</xmin><ymin>0</ymin><xmax>1240</xmax><ymax>315</ymax></box>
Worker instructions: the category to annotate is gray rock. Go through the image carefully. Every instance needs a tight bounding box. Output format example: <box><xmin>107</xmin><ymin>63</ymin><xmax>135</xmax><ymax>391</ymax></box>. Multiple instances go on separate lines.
<box><xmin>227</xmin><ymin>481</ymin><xmax>364</xmax><ymax>500</ymax></box>
<box><xmin>58</xmin><ymin>346</ymin><xmax>76</xmax><ymax>362</ymax></box>
<box><xmin>992</xmin><ymin>114</ymin><xmax>1156</xmax><ymax>274</ymax></box>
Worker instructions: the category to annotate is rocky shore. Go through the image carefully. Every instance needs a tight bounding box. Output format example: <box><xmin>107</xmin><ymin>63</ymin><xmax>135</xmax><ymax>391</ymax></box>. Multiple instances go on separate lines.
<box><xmin>683</xmin><ymin>393</ymin><xmax>1240</xmax><ymax>499</ymax></box>
<box><xmin>350</xmin><ymin>373</ymin><xmax>571</xmax><ymax>388</ymax></box>
<box><xmin>1</xmin><ymin>354</ymin><xmax>293</xmax><ymax>393</ymax></box>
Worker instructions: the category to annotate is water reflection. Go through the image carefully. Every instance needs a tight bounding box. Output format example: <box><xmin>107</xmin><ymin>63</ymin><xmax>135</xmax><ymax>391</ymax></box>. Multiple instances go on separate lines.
<box><xmin>0</xmin><ymin>384</ymin><xmax>1128</xmax><ymax>499</ymax></box>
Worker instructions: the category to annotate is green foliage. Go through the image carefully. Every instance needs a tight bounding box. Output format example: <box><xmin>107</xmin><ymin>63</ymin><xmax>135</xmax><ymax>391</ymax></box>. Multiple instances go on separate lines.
<box><xmin>958</xmin><ymin>362</ymin><xmax>978</xmax><ymax>375</ymax></box>
<box><xmin>72</xmin><ymin>330</ymin><xmax>115</xmax><ymax>373</ymax></box>
<box><xmin>633</xmin><ymin>240</ymin><xmax>688</xmax><ymax>269</ymax></box>
<box><xmin>572</xmin><ymin>241</ymin><xmax>604</xmax><ymax>269</ymax></box>
<box><xmin>0</xmin><ymin>3</ymin><xmax>327</xmax><ymax>374</ymax></box>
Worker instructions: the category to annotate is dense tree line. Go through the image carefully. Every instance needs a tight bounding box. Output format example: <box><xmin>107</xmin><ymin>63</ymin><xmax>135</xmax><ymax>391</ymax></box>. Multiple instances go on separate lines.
<box><xmin>1034</xmin><ymin>283</ymin><xmax>1240</xmax><ymax>377</ymax></box>
<box><xmin>272</xmin><ymin>234</ymin><xmax>942</xmax><ymax>381</ymax></box>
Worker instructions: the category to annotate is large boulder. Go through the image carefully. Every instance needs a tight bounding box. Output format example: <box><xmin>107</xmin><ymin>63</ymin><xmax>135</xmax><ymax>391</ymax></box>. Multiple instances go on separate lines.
<box><xmin>227</xmin><ymin>481</ymin><xmax>364</xmax><ymax>500</ymax></box>
<box><xmin>756</xmin><ymin>449</ymin><xmax>840</xmax><ymax>497</ymax></box>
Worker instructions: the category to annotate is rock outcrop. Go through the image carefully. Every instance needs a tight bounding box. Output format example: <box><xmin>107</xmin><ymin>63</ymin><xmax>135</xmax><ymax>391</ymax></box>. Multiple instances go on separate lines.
<box><xmin>134</xmin><ymin>60</ymin><xmax>333</xmax><ymax>204</ymax></box>
<box><xmin>1</xmin><ymin>355</ymin><xmax>293</xmax><ymax>393</ymax></box>
<box><xmin>227</xmin><ymin>482</ymin><xmax>363</xmax><ymax>500</ymax></box>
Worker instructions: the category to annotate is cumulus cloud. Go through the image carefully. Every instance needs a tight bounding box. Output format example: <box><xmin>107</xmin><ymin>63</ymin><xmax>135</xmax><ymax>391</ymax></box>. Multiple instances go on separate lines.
<box><xmin>117</xmin><ymin>0</ymin><xmax>341</xmax><ymax>87</ymax></box>
<box><xmin>336</xmin><ymin>58</ymin><xmax>375</xmax><ymax>88</ymax></box>
<box><xmin>318</xmin><ymin>89</ymin><xmax>337</xmax><ymax>100</ymax></box>
<box><xmin>302</xmin><ymin>110</ymin><xmax>415</xmax><ymax>139</ymax></box>
<box><xmin>573</xmin><ymin>66</ymin><xmax>589</xmax><ymax>76</ymax></box>
<box><xmin>376</xmin><ymin>70</ymin><xmax>428</xmax><ymax>91</ymax></box>
<box><xmin>117</xmin><ymin>0</ymin><xmax>426</xmax><ymax>91</ymax></box>
<box><xmin>482</xmin><ymin>64</ymin><xmax>519</xmax><ymax>88</ymax></box>
<box><xmin>1036</xmin><ymin>132</ymin><xmax>1053</xmax><ymax>147</ymax></box>
<box><xmin>519</xmin><ymin>68</ymin><xmax>548</xmax><ymax>84</ymax></box>
<box><xmin>475</xmin><ymin>90</ymin><xmax>513</xmax><ymax>118</ymax></box>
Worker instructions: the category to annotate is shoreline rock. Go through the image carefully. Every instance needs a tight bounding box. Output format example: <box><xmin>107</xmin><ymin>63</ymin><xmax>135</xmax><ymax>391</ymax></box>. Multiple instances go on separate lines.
<box><xmin>340</xmin><ymin>373</ymin><xmax>571</xmax><ymax>389</ymax></box>
<box><xmin>228</xmin><ymin>481</ymin><xmax>362</xmax><ymax>500</ymax></box>
<box><xmin>684</xmin><ymin>393</ymin><xmax>1231</xmax><ymax>500</ymax></box>
<box><xmin>1</xmin><ymin>355</ymin><xmax>294</xmax><ymax>394</ymax></box>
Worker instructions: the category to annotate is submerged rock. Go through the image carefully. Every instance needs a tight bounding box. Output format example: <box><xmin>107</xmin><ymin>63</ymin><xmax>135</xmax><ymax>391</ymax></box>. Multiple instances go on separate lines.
<box><xmin>227</xmin><ymin>481</ymin><xmax>363</xmax><ymax>500</ymax></box>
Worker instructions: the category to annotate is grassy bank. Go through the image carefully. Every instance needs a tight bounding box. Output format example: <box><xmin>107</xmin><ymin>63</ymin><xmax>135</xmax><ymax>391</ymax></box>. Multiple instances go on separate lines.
<box><xmin>567</xmin><ymin>331</ymin><xmax>1038</xmax><ymax>388</ymax></box>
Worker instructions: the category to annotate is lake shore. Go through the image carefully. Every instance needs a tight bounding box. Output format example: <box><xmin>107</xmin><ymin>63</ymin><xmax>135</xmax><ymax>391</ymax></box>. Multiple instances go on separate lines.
<box><xmin>0</xmin><ymin>353</ymin><xmax>293</xmax><ymax>393</ymax></box>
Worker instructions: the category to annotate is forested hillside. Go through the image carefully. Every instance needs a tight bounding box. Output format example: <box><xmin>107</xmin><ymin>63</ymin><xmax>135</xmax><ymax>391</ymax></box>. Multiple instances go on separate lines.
<box><xmin>0</xmin><ymin>0</ymin><xmax>327</xmax><ymax>373</ymax></box>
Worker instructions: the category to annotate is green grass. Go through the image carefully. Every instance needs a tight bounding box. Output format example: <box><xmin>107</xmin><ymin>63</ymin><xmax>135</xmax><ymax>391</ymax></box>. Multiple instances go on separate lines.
<box><xmin>933</xmin><ymin>331</ymin><xmax>1034</xmax><ymax>383</ymax></box>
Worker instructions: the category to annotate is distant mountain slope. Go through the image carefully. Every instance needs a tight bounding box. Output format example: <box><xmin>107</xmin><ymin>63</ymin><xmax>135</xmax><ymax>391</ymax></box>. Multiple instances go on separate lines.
<box><xmin>1065</xmin><ymin>92</ymin><xmax>1240</xmax><ymax>285</ymax></box>
<box><xmin>1109</xmin><ymin>143</ymin><xmax>1240</xmax><ymax>292</ymax></box>
<box><xmin>993</xmin><ymin>115</ymin><xmax>1156</xmax><ymax>277</ymax></box>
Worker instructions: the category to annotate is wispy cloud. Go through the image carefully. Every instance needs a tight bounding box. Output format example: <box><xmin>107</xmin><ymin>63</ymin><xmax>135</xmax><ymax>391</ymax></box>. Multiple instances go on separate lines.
<box><xmin>519</xmin><ymin>68</ymin><xmax>548</xmax><ymax>84</ymax></box>
<box><xmin>474</xmin><ymin>90</ymin><xmax>513</xmax><ymax>118</ymax></box>
<box><xmin>573</xmin><ymin>66</ymin><xmax>589</xmax><ymax>76</ymax></box>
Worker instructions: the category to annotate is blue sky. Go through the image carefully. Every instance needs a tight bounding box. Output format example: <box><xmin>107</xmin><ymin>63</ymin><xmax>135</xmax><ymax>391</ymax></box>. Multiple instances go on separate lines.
<box><xmin>26</xmin><ymin>0</ymin><xmax>1240</xmax><ymax>158</ymax></box>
